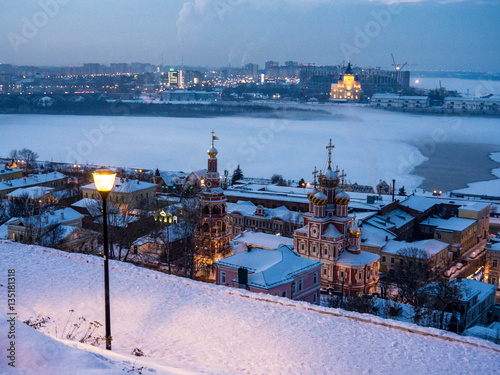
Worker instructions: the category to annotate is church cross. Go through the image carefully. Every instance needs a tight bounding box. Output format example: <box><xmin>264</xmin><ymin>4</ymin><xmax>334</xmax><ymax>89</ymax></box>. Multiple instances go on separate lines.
<box><xmin>326</xmin><ymin>139</ymin><xmax>335</xmax><ymax>168</ymax></box>
<box><xmin>312</xmin><ymin>166</ymin><xmax>318</xmax><ymax>188</ymax></box>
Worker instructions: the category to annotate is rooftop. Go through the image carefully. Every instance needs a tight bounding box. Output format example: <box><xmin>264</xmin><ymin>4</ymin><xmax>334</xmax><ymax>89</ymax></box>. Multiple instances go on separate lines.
<box><xmin>382</xmin><ymin>239</ymin><xmax>449</xmax><ymax>257</ymax></box>
<box><xmin>399</xmin><ymin>195</ymin><xmax>437</xmax><ymax>213</ymax></box>
<box><xmin>233</xmin><ymin>230</ymin><xmax>293</xmax><ymax>250</ymax></box>
<box><xmin>421</xmin><ymin>217</ymin><xmax>476</xmax><ymax>232</ymax></box>
<box><xmin>216</xmin><ymin>245</ymin><xmax>322</xmax><ymax>289</ymax></box>
<box><xmin>82</xmin><ymin>179</ymin><xmax>157</xmax><ymax>193</ymax></box>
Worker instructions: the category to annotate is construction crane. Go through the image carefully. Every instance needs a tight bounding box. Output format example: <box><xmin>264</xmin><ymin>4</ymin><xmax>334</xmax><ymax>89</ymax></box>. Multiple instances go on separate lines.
<box><xmin>391</xmin><ymin>53</ymin><xmax>408</xmax><ymax>72</ymax></box>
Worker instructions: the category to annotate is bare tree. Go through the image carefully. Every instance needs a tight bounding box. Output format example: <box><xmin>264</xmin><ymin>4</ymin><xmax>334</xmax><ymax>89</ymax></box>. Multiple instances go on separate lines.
<box><xmin>424</xmin><ymin>276</ymin><xmax>466</xmax><ymax>331</ymax></box>
<box><xmin>17</xmin><ymin>148</ymin><xmax>39</xmax><ymax>171</ymax></box>
<box><xmin>389</xmin><ymin>247</ymin><xmax>432</xmax><ymax>307</ymax></box>
<box><xmin>177</xmin><ymin>197</ymin><xmax>199</xmax><ymax>279</ymax></box>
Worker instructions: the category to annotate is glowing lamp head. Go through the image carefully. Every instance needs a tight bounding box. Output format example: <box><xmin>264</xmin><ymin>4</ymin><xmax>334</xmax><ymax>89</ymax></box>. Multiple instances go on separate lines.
<box><xmin>93</xmin><ymin>169</ymin><xmax>116</xmax><ymax>194</ymax></box>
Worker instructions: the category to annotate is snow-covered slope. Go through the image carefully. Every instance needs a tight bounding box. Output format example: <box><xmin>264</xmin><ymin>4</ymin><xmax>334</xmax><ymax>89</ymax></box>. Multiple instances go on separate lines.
<box><xmin>1</xmin><ymin>241</ymin><xmax>499</xmax><ymax>375</ymax></box>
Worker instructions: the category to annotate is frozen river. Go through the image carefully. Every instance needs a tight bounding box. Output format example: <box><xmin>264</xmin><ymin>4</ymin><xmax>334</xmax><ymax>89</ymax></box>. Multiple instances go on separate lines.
<box><xmin>0</xmin><ymin>105</ymin><xmax>499</xmax><ymax>194</ymax></box>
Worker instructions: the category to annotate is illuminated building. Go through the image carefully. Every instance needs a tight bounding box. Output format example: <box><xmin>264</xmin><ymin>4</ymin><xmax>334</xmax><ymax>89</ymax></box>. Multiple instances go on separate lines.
<box><xmin>330</xmin><ymin>62</ymin><xmax>363</xmax><ymax>101</ymax></box>
<box><xmin>194</xmin><ymin>131</ymin><xmax>231</xmax><ymax>279</ymax></box>
<box><xmin>293</xmin><ymin>139</ymin><xmax>379</xmax><ymax>296</ymax></box>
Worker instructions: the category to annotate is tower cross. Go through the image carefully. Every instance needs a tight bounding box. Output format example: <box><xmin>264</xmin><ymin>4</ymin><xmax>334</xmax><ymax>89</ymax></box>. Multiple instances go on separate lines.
<box><xmin>339</xmin><ymin>169</ymin><xmax>347</xmax><ymax>189</ymax></box>
<box><xmin>326</xmin><ymin>139</ymin><xmax>335</xmax><ymax>168</ymax></box>
<box><xmin>211</xmin><ymin>129</ymin><xmax>215</xmax><ymax>148</ymax></box>
<box><xmin>312</xmin><ymin>166</ymin><xmax>318</xmax><ymax>188</ymax></box>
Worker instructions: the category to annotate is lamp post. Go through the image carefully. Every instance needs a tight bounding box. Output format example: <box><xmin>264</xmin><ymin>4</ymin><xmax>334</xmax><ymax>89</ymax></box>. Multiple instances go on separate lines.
<box><xmin>93</xmin><ymin>168</ymin><xmax>116</xmax><ymax>351</ymax></box>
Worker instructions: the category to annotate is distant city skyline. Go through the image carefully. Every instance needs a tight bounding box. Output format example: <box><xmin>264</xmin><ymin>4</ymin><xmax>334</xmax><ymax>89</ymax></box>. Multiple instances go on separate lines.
<box><xmin>1</xmin><ymin>0</ymin><xmax>498</xmax><ymax>73</ymax></box>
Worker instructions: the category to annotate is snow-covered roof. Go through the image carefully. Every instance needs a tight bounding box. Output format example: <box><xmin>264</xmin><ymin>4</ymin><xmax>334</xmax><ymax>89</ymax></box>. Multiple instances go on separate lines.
<box><xmin>399</xmin><ymin>195</ymin><xmax>437</xmax><ymax>213</ymax></box>
<box><xmin>459</xmin><ymin>202</ymin><xmax>491</xmax><ymax>212</ymax></box>
<box><xmin>0</xmin><ymin>167</ymin><xmax>22</xmax><ymax>176</ymax></box>
<box><xmin>82</xmin><ymin>179</ymin><xmax>157</xmax><ymax>193</ymax></box>
<box><xmin>455</xmin><ymin>278</ymin><xmax>496</xmax><ymax>303</ymax></box>
<box><xmin>7</xmin><ymin>186</ymin><xmax>54</xmax><ymax>199</ymax></box>
<box><xmin>365</xmin><ymin>208</ymin><xmax>414</xmax><ymax>230</ymax></box>
<box><xmin>421</xmin><ymin>217</ymin><xmax>476</xmax><ymax>232</ymax></box>
<box><xmin>133</xmin><ymin>222</ymin><xmax>192</xmax><ymax>246</ymax></box>
<box><xmin>157</xmin><ymin>171</ymin><xmax>188</xmax><ymax>186</ymax></box>
<box><xmin>7</xmin><ymin>208</ymin><xmax>84</xmax><ymax>229</ymax></box>
<box><xmin>233</xmin><ymin>231</ymin><xmax>293</xmax><ymax>250</ymax></box>
<box><xmin>359</xmin><ymin>222</ymin><xmax>396</xmax><ymax>248</ymax></box>
<box><xmin>323</xmin><ymin>224</ymin><xmax>342</xmax><ymax>238</ymax></box>
<box><xmin>337</xmin><ymin>250</ymin><xmax>380</xmax><ymax>266</ymax></box>
<box><xmin>71</xmin><ymin>198</ymin><xmax>120</xmax><ymax>217</ymax></box>
<box><xmin>382</xmin><ymin>239</ymin><xmax>449</xmax><ymax>257</ymax></box>
<box><xmin>0</xmin><ymin>172</ymin><xmax>67</xmax><ymax>190</ymax></box>
<box><xmin>227</xmin><ymin>201</ymin><xmax>303</xmax><ymax>223</ymax></box>
<box><xmin>225</xmin><ymin>189</ymin><xmax>309</xmax><ymax>204</ymax></box>
<box><xmin>216</xmin><ymin>245</ymin><xmax>322</xmax><ymax>289</ymax></box>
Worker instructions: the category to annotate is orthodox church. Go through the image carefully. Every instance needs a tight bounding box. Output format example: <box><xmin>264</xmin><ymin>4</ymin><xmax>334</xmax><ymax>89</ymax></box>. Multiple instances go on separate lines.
<box><xmin>293</xmin><ymin>140</ymin><xmax>379</xmax><ymax>297</ymax></box>
<box><xmin>330</xmin><ymin>62</ymin><xmax>363</xmax><ymax>101</ymax></box>
<box><xmin>194</xmin><ymin>132</ymin><xmax>231</xmax><ymax>278</ymax></box>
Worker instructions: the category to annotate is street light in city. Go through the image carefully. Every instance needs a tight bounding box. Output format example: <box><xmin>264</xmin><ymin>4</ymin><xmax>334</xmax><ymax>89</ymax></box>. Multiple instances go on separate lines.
<box><xmin>92</xmin><ymin>168</ymin><xmax>116</xmax><ymax>350</ymax></box>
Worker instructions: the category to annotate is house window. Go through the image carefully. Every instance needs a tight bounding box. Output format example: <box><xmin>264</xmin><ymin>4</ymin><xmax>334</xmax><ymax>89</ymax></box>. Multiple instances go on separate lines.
<box><xmin>400</xmin><ymin>259</ymin><xmax>404</xmax><ymax>266</ymax></box>
<box><xmin>292</xmin><ymin>281</ymin><xmax>296</xmax><ymax>294</ymax></box>
<box><xmin>493</xmin><ymin>260</ymin><xmax>498</xmax><ymax>268</ymax></box>
<box><xmin>323</xmin><ymin>268</ymin><xmax>327</xmax><ymax>276</ymax></box>
<box><xmin>382</xmin><ymin>256</ymin><xmax>386</xmax><ymax>262</ymax></box>
<box><xmin>301</xmin><ymin>243</ymin><xmax>305</xmax><ymax>252</ymax></box>
<box><xmin>437</xmin><ymin>233</ymin><xmax>441</xmax><ymax>239</ymax></box>
<box><xmin>313</xmin><ymin>293</ymin><xmax>317</xmax><ymax>303</ymax></box>
<box><xmin>324</xmin><ymin>247</ymin><xmax>328</xmax><ymax>256</ymax></box>
<box><xmin>282</xmin><ymin>291</ymin><xmax>287</xmax><ymax>297</ymax></box>
<box><xmin>221</xmin><ymin>271</ymin><xmax>226</xmax><ymax>284</ymax></box>
<box><xmin>391</xmin><ymin>257</ymin><xmax>395</xmax><ymax>264</ymax></box>
<box><xmin>312</xmin><ymin>245</ymin><xmax>316</xmax><ymax>254</ymax></box>
<box><xmin>340</xmin><ymin>271</ymin><xmax>344</xmax><ymax>279</ymax></box>
<box><xmin>313</xmin><ymin>272</ymin><xmax>318</xmax><ymax>284</ymax></box>
<box><xmin>299</xmin><ymin>279</ymin><xmax>303</xmax><ymax>291</ymax></box>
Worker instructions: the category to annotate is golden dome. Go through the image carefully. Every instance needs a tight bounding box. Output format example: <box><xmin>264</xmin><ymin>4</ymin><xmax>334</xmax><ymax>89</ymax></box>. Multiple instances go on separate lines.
<box><xmin>319</xmin><ymin>167</ymin><xmax>339</xmax><ymax>188</ymax></box>
<box><xmin>207</xmin><ymin>147</ymin><xmax>218</xmax><ymax>158</ymax></box>
<box><xmin>349</xmin><ymin>217</ymin><xmax>361</xmax><ymax>238</ymax></box>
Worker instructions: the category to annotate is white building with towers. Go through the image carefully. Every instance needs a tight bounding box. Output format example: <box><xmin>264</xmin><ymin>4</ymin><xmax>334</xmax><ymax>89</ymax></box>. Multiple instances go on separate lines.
<box><xmin>293</xmin><ymin>140</ymin><xmax>380</xmax><ymax>296</ymax></box>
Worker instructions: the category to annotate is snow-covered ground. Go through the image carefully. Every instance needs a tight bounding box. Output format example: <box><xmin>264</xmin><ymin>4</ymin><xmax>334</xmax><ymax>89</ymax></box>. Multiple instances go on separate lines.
<box><xmin>1</xmin><ymin>241</ymin><xmax>499</xmax><ymax>374</ymax></box>
<box><xmin>1</xmin><ymin>105</ymin><xmax>499</xmax><ymax>193</ymax></box>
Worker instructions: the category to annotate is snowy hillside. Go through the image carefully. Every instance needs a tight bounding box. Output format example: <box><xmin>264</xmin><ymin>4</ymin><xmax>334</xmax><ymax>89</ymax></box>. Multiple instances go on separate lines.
<box><xmin>1</xmin><ymin>241</ymin><xmax>499</xmax><ymax>375</ymax></box>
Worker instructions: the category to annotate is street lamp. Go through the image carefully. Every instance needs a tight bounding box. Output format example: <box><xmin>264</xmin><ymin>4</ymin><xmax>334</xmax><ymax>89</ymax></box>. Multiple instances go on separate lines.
<box><xmin>92</xmin><ymin>168</ymin><xmax>116</xmax><ymax>350</ymax></box>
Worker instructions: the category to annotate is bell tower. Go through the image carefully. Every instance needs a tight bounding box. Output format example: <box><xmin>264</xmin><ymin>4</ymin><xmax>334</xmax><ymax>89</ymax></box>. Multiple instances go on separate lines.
<box><xmin>195</xmin><ymin>131</ymin><xmax>231</xmax><ymax>279</ymax></box>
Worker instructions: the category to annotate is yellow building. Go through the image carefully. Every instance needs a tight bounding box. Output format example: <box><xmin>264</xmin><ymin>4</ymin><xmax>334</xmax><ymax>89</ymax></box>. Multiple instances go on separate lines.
<box><xmin>330</xmin><ymin>62</ymin><xmax>363</xmax><ymax>101</ymax></box>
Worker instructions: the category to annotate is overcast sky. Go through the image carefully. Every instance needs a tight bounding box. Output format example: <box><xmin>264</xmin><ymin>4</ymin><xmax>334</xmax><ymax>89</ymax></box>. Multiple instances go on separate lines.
<box><xmin>1</xmin><ymin>0</ymin><xmax>498</xmax><ymax>72</ymax></box>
